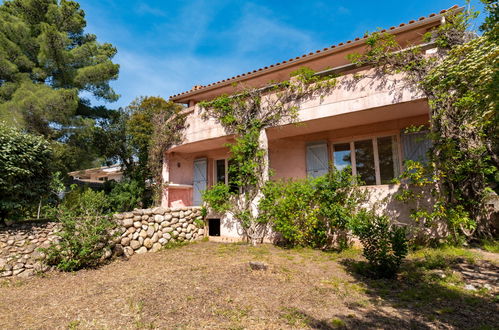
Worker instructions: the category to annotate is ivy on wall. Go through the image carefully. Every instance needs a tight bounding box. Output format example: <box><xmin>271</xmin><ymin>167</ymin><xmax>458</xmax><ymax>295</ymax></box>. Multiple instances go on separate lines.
<box><xmin>350</xmin><ymin>7</ymin><xmax>498</xmax><ymax>241</ymax></box>
<box><xmin>199</xmin><ymin>71</ymin><xmax>336</xmax><ymax>244</ymax></box>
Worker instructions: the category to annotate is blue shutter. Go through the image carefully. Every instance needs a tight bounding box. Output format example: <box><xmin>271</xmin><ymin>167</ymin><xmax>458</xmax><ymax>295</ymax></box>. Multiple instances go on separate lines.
<box><xmin>193</xmin><ymin>158</ymin><xmax>207</xmax><ymax>206</ymax></box>
<box><xmin>306</xmin><ymin>143</ymin><xmax>329</xmax><ymax>178</ymax></box>
<box><xmin>402</xmin><ymin>131</ymin><xmax>431</xmax><ymax>163</ymax></box>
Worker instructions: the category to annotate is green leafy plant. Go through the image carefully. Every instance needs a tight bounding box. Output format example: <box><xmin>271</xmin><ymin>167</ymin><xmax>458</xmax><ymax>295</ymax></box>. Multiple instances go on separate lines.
<box><xmin>106</xmin><ymin>179</ymin><xmax>145</xmax><ymax>212</ymax></box>
<box><xmin>199</xmin><ymin>68</ymin><xmax>337</xmax><ymax>244</ymax></box>
<box><xmin>348</xmin><ymin>7</ymin><xmax>498</xmax><ymax>241</ymax></box>
<box><xmin>259</xmin><ymin>168</ymin><xmax>364</xmax><ymax>249</ymax></box>
<box><xmin>0</xmin><ymin>122</ymin><xmax>53</xmax><ymax>222</ymax></box>
<box><xmin>349</xmin><ymin>210</ymin><xmax>408</xmax><ymax>278</ymax></box>
<box><xmin>42</xmin><ymin>186</ymin><xmax>116</xmax><ymax>271</ymax></box>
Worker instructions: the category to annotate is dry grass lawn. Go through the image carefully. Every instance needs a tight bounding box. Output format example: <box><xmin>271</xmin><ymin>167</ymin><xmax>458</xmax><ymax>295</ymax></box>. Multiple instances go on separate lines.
<box><xmin>0</xmin><ymin>241</ymin><xmax>497</xmax><ymax>329</ymax></box>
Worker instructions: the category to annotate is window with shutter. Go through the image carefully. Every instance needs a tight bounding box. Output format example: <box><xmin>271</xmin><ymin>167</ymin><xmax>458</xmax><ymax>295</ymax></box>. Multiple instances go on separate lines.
<box><xmin>402</xmin><ymin>131</ymin><xmax>431</xmax><ymax>163</ymax></box>
<box><xmin>306</xmin><ymin>143</ymin><xmax>329</xmax><ymax>178</ymax></box>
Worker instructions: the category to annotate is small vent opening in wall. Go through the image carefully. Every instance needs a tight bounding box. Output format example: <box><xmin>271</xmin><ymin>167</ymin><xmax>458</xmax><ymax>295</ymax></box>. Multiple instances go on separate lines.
<box><xmin>208</xmin><ymin>218</ymin><xmax>221</xmax><ymax>236</ymax></box>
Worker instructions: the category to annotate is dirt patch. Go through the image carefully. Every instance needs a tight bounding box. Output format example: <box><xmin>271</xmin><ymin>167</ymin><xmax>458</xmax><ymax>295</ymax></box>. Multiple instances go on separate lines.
<box><xmin>0</xmin><ymin>242</ymin><xmax>497</xmax><ymax>329</ymax></box>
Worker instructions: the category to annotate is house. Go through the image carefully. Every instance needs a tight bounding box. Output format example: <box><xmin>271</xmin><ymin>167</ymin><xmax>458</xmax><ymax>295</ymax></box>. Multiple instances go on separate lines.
<box><xmin>68</xmin><ymin>164</ymin><xmax>123</xmax><ymax>185</ymax></box>
<box><xmin>163</xmin><ymin>6</ymin><xmax>462</xmax><ymax>239</ymax></box>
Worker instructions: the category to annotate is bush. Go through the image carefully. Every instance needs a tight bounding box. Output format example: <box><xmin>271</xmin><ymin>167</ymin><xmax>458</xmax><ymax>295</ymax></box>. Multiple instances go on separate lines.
<box><xmin>350</xmin><ymin>210</ymin><xmax>408</xmax><ymax>278</ymax></box>
<box><xmin>0</xmin><ymin>123</ymin><xmax>53</xmax><ymax>222</ymax></box>
<box><xmin>258</xmin><ymin>169</ymin><xmax>364</xmax><ymax>249</ymax></box>
<box><xmin>42</xmin><ymin>186</ymin><xmax>117</xmax><ymax>271</ymax></box>
<box><xmin>106</xmin><ymin>179</ymin><xmax>144</xmax><ymax>212</ymax></box>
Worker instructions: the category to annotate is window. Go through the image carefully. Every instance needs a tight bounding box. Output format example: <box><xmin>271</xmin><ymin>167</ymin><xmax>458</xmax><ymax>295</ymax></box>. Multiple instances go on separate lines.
<box><xmin>332</xmin><ymin>135</ymin><xmax>400</xmax><ymax>185</ymax></box>
<box><xmin>378</xmin><ymin>136</ymin><xmax>399</xmax><ymax>184</ymax></box>
<box><xmin>214</xmin><ymin>159</ymin><xmax>239</xmax><ymax>193</ymax></box>
<box><xmin>354</xmin><ymin>139</ymin><xmax>376</xmax><ymax>185</ymax></box>
<box><xmin>215</xmin><ymin>159</ymin><xmax>226</xmax><ymax>184</ymax></box>
<box><xmin>332</xmin><ymin>143</ymin><xmax>351</xmax><ymax>170</ymax></box>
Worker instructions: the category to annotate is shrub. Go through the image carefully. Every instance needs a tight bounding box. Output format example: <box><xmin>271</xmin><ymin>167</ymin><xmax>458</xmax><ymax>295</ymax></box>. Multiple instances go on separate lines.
<box><xmin>106</xmin><ymin>179</ymin><xmax>144</xmax><ymax>212</ymax></box>
<box><xmin>42</xmin><ymin>186</ymin><xmax>117</xmax><ymax>271</ymax></box>
<box><xmin>259</xmin><ymin>178</ymin><xmax>319</xmax><ymax>247</ymax></box>
<box><xmin>350</xmin><ymin>210</ymin><xmax>408</xmax><ymax>278</ymax></box>
<box><xmin>258</xmin><ymin>169</ymin><xmax>364</xmax><ymax>249</ymax></box>
<box><xmin>0</xmin><ymin>123</ymin><xmax>53</xmax><ymax>222</ymax></box>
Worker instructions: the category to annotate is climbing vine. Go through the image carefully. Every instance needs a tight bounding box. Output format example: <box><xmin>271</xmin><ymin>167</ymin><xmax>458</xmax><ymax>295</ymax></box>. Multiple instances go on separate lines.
<box><xmin>199</xmin><ymin>71</ymin><xmax>336</xmax><ymax>244</ymax></box>
<box><xmin>148</xmin><ymin>103</ymin><xmax>188</xmax><ymax>204</ymax></box>
<box><xmin>350</xmin><ymin>7</ymin><xmax>498</xmax><ymax>240</ymax></box>
<box><xmin>199</xmin><ymin>5</ymin><xmax>497</xmax><ymax>244</ymax></box>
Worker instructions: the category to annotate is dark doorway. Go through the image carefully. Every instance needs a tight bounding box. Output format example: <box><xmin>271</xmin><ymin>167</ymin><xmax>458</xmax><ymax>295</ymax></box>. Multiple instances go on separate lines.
<box><xmin>208</xmin><ymin>218</ymin><xmax>221</xmax><ymax>236</ymax></box>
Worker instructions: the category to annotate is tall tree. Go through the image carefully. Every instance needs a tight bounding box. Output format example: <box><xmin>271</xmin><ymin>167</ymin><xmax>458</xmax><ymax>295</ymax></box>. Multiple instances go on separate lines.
<box><xmin>0</xmin><ymin>0</ymin><xmax>119</xmax><ymax>171</ymax></box>
<box><xmin>101</xmin><ymin>97</ymin><xmax>185</xmax><ymax>206</ymax></box>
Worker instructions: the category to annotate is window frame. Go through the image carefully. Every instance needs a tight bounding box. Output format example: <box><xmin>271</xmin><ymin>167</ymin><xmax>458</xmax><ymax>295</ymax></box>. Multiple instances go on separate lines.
<box><xmin>330</xmin><ymin>133</ymin><xmax>402</xmax><ymax>186</ymax></box>
<box><xmin>213</xmin><ymin>158</ymin><xmax>229</xmax><ymax>185</ymax></box>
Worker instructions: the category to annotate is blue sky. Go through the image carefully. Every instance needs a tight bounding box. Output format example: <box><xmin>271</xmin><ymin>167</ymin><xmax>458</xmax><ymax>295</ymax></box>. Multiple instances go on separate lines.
<box><xmin>77</xmin><ymin>0</ymin><xmax>486</xmax><ymax>109</ymax></box>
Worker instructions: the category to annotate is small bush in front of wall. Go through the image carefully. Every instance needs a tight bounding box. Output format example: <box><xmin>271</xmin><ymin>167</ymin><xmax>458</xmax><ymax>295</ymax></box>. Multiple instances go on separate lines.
<box><xmin>42</xmin><ymin>186</ymin><xmax>117</xmax><ymax>271</ymax></box>
<box><xmin>106</xmin><ymin>179</ymin><xmax>145</xmax><ymax>212</ymax></box>
<box><xmin>258</xmin><ymin>168</ymin><xmax>364</xmax><ymax>249</ymax></box>
<box><xmin>259</xmin><ymin>178</ymin><xmax>319</xmax><ymax>247</ymax></box>
<box><xmin>349</xmin><ymin>210</ymin><xmax>408</xmax><ymax>278</ymax></box>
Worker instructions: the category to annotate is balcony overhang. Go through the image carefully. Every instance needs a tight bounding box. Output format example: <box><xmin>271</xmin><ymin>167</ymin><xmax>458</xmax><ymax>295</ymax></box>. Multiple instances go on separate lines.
<box><xmin>266</xmin><ymin>99</ymin><xmax>430</xmax><ymax>140</ymax></box>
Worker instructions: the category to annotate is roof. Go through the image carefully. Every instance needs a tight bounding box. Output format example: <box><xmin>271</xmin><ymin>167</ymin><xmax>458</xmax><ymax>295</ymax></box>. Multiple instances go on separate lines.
<box><xmin>170</xmin><ymin>5</ymin><xmax>461</xmax><ymax>102</ymax></box>
<box><xmin>68</xmin><ymin>164</ymin><xmax>122</xmax><ymax>177</ymax></box>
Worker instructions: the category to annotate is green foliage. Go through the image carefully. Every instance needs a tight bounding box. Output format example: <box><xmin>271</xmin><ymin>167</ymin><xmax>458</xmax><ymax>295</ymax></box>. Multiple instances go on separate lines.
<box><xmin>201</xmin><ymin>183</ymin><xmax>232</xmax><ymax>213</ymax></box>
<box><xmin>422</xmin><ymin>33</ymin><xmax>498</xmax><ymax>237</ymax></box>
<box><xmin>348</xmin><ymin>7</ymin><xmax>498</xmax><ymax>240</ymax></box>
<box><xmin>119</xmin><ymin>96</ymin><xmax>186</xmax><ymax>205</ymax></box>
<box><xmin>479</xmin><ymin>239</ymin><xmax>499</xmax><ymax>253</ymax></box>
<box><xmin>259</xmin><ymin>178</ymin><xmax>319</xmax><ymax>247</ymax></box>
<box><xmin>0</xmin><ymin>0</ymin><xmax>121</xmax><ymax>174</ymax></box>
<box><xmin>0</xmin><ymin>0</ymin><xmax>119</xmax><ymax>134</ymax></box>
<box><xmin>199</xmin><ymin>67</ymin><xmax>337</xmax><ymax>243</ymax></box>
<box><xmin>0</xmin><ymin>122</ymin><xmax>53</xmax><ymax>221</ymax></box>
<box><xmin>106</xmin><ymin>179</ymin><xmax>145</xmax><ymax>212</ymax></box>
<box><xmin>259</xmin><ymin>169</ymin><xmax>364</xmax><ymax>249</ymax></box>
<box><xmin>394</xmin><ymin>159</ymin><xmax>477</xmax><ymax>245</ymax></box>
<box><xmin>227</xmin><ymin>126</ymin><xmax>264</xmax><ymax>189</ymax></box>
<box><xmin>480</xmin><ymin>0</ymin><xmax>498</xmax><ymax>41</ymax></box>
<box><xmin>410</xmin><ymin>246</ymin><xmax>477</xmax><ymax>269</ymax></box>
<box><xmin>349</xmin><ymin>210</ymin><xmax>408</xmax><ymax>278</ymax></box>
<box><xmin>42</xmin><ymin>186</ymin><xmax>116</xmax><ymax>271</ymax></box>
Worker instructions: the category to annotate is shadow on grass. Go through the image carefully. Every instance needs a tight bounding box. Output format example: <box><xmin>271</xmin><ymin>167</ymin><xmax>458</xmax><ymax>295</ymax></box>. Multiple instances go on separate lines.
<box><xmin>338</xmin><ymin>254</ymin><xmax>498</xmax><ymax>329</ymax></box>
<box><xmin>280</xmin><ymin>306</ymin><xmax>430</xmax><ymax>329</ymax></box>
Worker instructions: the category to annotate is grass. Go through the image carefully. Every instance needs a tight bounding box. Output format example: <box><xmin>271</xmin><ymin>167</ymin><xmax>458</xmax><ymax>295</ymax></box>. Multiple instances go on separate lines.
<box><xmin>409</xmin><ymin>245</ymin><xmax>478</xmax><ymax>269</ymax></box>
<box><xmin>0</xmin><ymin>241</ymin><xmax>496</xmax><ymax>329</ymax></box>
<box><xmin>480</xmin><ymin>239</ymin><xmax>499</xmax><ymax>253</ymax></box>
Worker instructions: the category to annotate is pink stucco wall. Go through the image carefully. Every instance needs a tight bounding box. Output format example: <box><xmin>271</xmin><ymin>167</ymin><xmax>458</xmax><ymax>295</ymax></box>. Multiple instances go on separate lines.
<box><xmin>163</xmin><ymin>108</ymin><xmax>429</xmax><ymax>208</ymax></box>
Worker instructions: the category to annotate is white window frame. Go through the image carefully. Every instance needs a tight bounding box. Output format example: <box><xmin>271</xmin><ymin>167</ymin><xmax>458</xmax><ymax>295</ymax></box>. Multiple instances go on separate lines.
<box><xmin>213</xmin><ymin>158</ymin><xmax>229</xmax><ymax>185</ymax></box>
<box><xmin>331</xmin><ymin>134</ymin><xmax>401</xmax><ymax>186</ymax></box>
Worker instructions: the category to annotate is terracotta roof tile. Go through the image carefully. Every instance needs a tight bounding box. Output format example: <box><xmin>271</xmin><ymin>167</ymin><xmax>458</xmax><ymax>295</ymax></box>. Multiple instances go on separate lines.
<box><xmin>170</xmin><ymin>5</ymin><xmax>460</xmax><ymax>99</ymax></box>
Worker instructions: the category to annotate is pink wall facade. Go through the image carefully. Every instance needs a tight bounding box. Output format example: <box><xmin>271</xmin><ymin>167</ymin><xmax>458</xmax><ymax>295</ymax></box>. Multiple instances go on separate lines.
<box><xmin>162</xmin><ymin>100</ymin><xmax>429</xmax><ymax>208</ymax></box>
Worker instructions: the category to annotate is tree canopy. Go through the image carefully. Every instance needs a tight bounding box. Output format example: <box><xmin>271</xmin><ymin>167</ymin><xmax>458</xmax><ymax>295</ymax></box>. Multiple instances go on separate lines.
<box><xmin>0</xmin><ymin>0</ymin><xmax>120</xmax><ymax>173</ymax></box>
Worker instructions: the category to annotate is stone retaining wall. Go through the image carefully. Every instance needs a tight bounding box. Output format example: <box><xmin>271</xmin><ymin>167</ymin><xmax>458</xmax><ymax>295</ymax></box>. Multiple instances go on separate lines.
<box><xmin>0</xmin><ymin>221</ymin><xmax>59</xmax><ymax>278</ymax></box>
<box><xmin>0</xmin><ymin>206</ymin><xmax>205</xmax><ymax>278</ymax></box>
<box><xmin>114</xmin><ymin>206</ymin><xmax>205</xmax><ymax>257</ymax></box>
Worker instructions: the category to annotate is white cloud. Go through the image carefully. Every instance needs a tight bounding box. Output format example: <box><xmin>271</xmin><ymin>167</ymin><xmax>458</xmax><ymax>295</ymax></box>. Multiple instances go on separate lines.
<box><xmin>135</xmin><ymin>3</ymin><xmax>167</xmax><ymax>17</ymax></box>
<box><xmin>337</xmin><ymin>6</ymin><xmax>350</xmax><ymax>15</ymax></box>
<box><xmin>87</xmin><ymin>1</ymin><xmax>324</xmax><ymax>108</ymax></box>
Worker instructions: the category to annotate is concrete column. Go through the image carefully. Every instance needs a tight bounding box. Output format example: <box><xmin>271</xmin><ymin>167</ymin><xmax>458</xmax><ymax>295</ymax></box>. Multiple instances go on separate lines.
<box><xmin>258</xmin><ymin>128</ymin><xmax>269</xmax><ymax>182</ymax></box>
<box><xmin>161</xmin><ymin>152</ymin><xmax>170</xmax><ymax>207</ymax></box>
